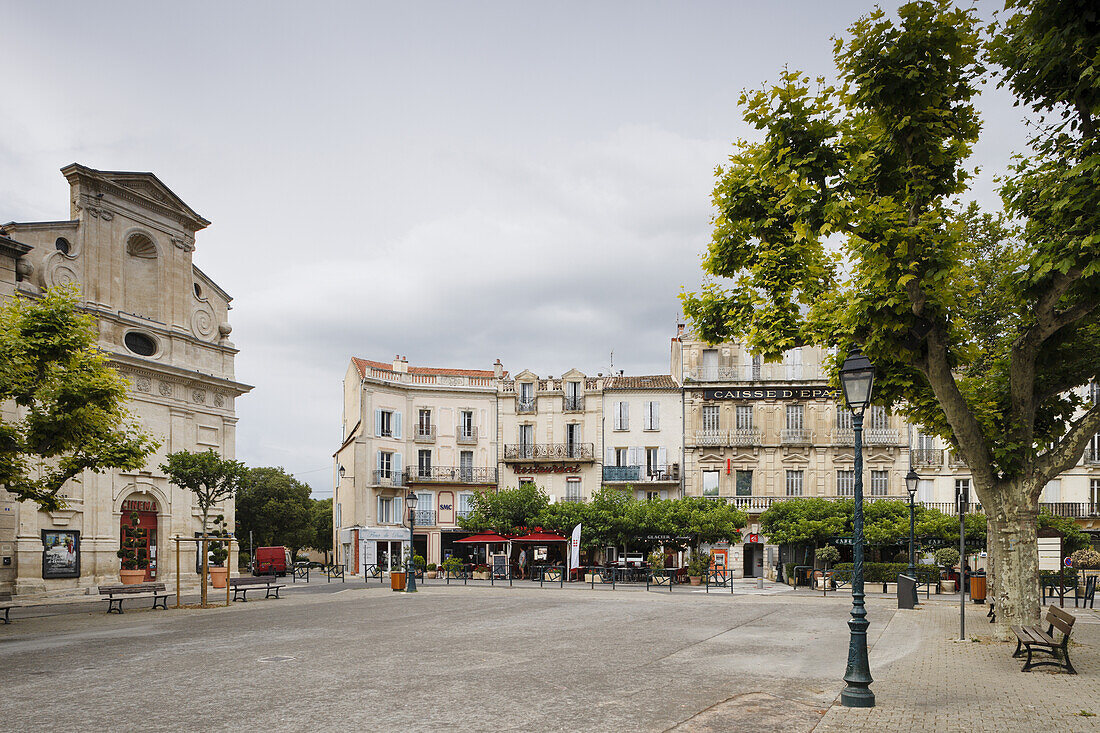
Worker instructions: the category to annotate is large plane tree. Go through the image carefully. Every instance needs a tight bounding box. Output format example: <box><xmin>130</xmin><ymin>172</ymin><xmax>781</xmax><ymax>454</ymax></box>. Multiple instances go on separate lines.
<box><xmin>682</xmin><ymin>0</ymin><xmax>1100</xmax><ymax>631</ymax></box>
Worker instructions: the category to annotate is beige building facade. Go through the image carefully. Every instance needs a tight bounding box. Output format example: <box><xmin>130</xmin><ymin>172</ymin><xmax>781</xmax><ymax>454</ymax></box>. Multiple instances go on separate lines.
<box><xmin>601</xmin><ymin>375</ymin><xmax>683</xmax><ymax>501</ymax></box>
<box><xmin>0</xmin><ymin>165</ymin><xmax>250</xmax><ymax>596</ymax></box>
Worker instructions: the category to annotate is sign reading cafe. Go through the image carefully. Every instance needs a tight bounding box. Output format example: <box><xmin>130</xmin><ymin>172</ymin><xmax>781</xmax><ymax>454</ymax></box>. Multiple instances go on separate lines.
<box><xmin>702</xmin><ymin>386</ymin><xmax>837</xmax><ymax>401</ymax></box>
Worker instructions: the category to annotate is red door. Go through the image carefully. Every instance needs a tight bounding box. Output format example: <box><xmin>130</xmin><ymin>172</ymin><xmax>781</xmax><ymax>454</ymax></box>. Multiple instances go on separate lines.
<box><xmin>120</xmin><ymin>510</ymin><xmax>158</xmax><ymax>580</ymax></box>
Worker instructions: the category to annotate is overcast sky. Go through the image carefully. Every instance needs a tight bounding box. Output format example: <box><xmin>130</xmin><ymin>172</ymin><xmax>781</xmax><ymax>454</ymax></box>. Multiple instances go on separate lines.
<box><xmin>2</xmin><ymin>1</ymin><xmax>1025</xmax><ymax>497</ymax></box>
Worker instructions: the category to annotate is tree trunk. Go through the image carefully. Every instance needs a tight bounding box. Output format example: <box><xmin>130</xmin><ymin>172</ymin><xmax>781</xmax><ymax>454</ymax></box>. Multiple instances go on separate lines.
<box><xmin>986</xmin><ymin>487</ymin><xmax>1041</xmax><ymax>639</ymax></box>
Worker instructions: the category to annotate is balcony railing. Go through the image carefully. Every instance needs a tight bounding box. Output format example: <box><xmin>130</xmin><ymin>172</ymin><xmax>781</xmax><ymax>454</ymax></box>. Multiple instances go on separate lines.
<box><xmin>371</xmin><ymin>470</ymin><xmax>405</xmax><ymax>487</ymax></box>
<box><xmin>714</xmin><ymin>496</ymin><xmax>1100</xmax><ymax>518</ymax></box>
<box><xmin>456</xmin><ymin>426</ymin><xmax>478</xmax><ymax>444</ymax></box>
<box><xmin>781</xmin><ymin>428</ymin><xmax>812</xmax><ymax>444</ymax></box>
<box><xmin>864</xmin><ymin>428</ymin><xmax>898</xmax><ymax>445</ymax></box>
<box><xmin>503</xmin><ymin>443</ymin><xmax>595</xmax><ymax>461</ymax></box>
<box><xmin>516</xmin><ymin>399</ymin><xmax>537</xmax><ymax>414</ymax></box>
<box><xmin>456</xmin><ymin>508</ymin><xmax>473</xmax><ymax>520</ymax></box>
<box><xmin>563</xmin><ymin>396</ymin><xmax>585</xmax><ymax>412</ymax></box>
<box><xmin>412</xmin><ymin>509</ymin><xmax>436</xmax><ymax>526</ymax></box>
<box><xmin>694</xmin><ymin>429</ymin><xmax>727</xmax><ymax>446</ymax></box>
<box><xmin>730</xmin><ymin>429</ymin><xmax>760</xmax><ymax>446</ymax></box>
<box><xmin>603</xmin><ymin>465</ymin><xmax>680</xmax><ymax>482</ymax></box>
<box><xmin>414</xmin><ymin>425</ymin><xmax>436</xmax><ymax>443</ymax></box>
<box><xmin>559</xmin><ymin>495</ymin><xmax>587</xmax><ymax>503</ymax></box>
<box><xmin>911</xmin><ymin>448</ymin><xmax>944</xmax><ymax>467</ymax></box>
<box><xmin>404</xmin><ymin>466</ymin><xmax>498</xmax><ymax>484</ymax></box>
<box><xmin>835</xmin><ymin>429</ymin><xmax>854</xmax><ymax>445</ymax></box>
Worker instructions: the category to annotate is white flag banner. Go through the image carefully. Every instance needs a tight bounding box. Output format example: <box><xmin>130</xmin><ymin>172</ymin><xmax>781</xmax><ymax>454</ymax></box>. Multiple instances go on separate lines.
<box><xmin>569</xmin><ymin>523</ymin><xmax>582</xmax><ymax>571</ymax></box>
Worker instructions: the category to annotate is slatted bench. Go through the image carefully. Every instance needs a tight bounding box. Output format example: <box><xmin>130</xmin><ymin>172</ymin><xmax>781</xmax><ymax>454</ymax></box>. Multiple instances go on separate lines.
<box><xmin>1012</xmin><ymin>605</ymin><xmax>1077</xmax><ymax>674</ymax></box>
<box><xmin>98</xmin><ymin>583</ymin><xmax>169</xmax><ymax>614</ymax></box>
<box><xmin>230</xmin><ymin>576</ymin><xmax>284</xmax><ymax>602</ymax></box>
<box><xmin>1</xmin><ymin>591</ymin><xmax>13</xmax><ymax>623</ymax></box>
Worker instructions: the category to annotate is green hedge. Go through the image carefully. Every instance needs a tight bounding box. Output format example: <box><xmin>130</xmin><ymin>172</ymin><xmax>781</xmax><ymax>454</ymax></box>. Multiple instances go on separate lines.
<box><xmin>832</xmin><ymin>562</ymin><xmax>940</xmax><ymax>584</ymax></box>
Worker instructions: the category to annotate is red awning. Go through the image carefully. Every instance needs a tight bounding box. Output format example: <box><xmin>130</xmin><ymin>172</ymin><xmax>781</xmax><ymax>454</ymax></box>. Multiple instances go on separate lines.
<box><xmin>454</xmin><ymin>533</ymin><xmax>511</xmax><ymax>543</ymax></box>
<box><xmin>511</xmin><ymin>532</ymin><xmax>568</xmax><ymax>543</ymax></box>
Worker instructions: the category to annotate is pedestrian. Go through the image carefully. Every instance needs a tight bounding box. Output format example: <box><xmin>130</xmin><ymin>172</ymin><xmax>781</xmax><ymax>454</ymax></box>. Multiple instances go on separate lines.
<box><xmin>519</xmin><ymin>548</ymin><xmax>527</xmax><ymax>580</ymax></box>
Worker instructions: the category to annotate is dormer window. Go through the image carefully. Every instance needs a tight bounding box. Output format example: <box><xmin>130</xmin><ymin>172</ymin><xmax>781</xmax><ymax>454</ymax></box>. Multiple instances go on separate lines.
<box><xmin>126</xmin><ymin>233</ymin><xmax>157</xmax><ymax>259</ymax></box>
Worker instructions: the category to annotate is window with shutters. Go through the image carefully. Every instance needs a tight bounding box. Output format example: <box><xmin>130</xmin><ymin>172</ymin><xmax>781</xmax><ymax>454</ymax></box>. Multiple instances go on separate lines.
<box><xmin>1042</xmin><ymin>479</ymin><xmax>1061</xmax><ymax>503</ymax></box>
<box><xmin>735</xmin><ymin>405</ymin><xmax>753</xmax><ymax>431</ymax></box>
<box><xmin>786</xmin><ymin>405</ymin><xmax>804</xmax><ymax>431</ymax></box>
<box><xmin>702</xmin><ymin>470</ymin><xmax>719</xmax><ymax>498</ymax></box>
<box><xmin>379</xmin><ymin>452</ymin><xmax>393</xmax><ymax>478</ymax></box>
<box><xmin>378</xmin><ymin>410</ymin><xmax>393</xmax><ymax>437</ymax></box>
<box><xmin>1090</xmin><ymin>479</ymin><xmax>1100</xmax><ymax>512</ymax></box>
<box><xmin>566</xmin><ymin>423</ymin><xmax>581</xmax><ymax>455</ymax></box>
<box><xmin>614</xmin><ymin>401</ymin><xmax>629</xmax><ymax>430</ymax></box>
<box><xmin>646</xmin><ymin>448</ymin><xmax>659</xmax><ymax>476</ymax></box>
<box><xmin>418</xmin><ymin>409</ymin><xmax>431</xmax><ymax>434</ymax></box>
<box><xmin>784</xmin><ymin>348</ymin><xmax>803</xmax><ymax>379</ymax></box>
<box><xmin>735</xmin><ymin>470</ymin><xmax>753</xmax><ymax>496</ymax></box>
<box><xmin>519</xmin><ymin>424</ymin><xmax>534</xmax><ymax>459</ymax></box>
<box><xmin>750</xmin><ymin>354</ymin><xmax>763</xmax><ymax>380</ymax></box>
<box><xmin>837</xmin><ymin>408</ymin><xmax>852</xmax><ymax>430</ymax></box>
<box><xmin>785</xmin><ymin>470</ymin><xmax>803</xmax><ymax>496</ymax></box>
<box><xmin>519</xmin><ymin>382</ymin><xmax>534</xmax><ymax>407</ymax></box>
<box><xmin>460</xmin><ymin>451</ymin><xmax>473</xmax><ymax>481</ymax></box>
<box><xmin>868</xmin><ymin>406</ymin><xmax>889</xmax><ymax>430</ymax></box>
<box><xmin>702</xmin><ymin>405</ymin><xmax>719</xmax><ymax>431</ymax></box>
<box><xmin>460</xmin><ymin>410</ymin><xmax>474</xmax><ymax>439</ymax></box>
<box><xmin>418</xmin><ymin>449</ymin><xmax>432</xmax><ymax>477</ymax></box>
<box><xmin>566</xmin><ymin>478</ymin><xmax>583</xmax><ymax>501</ymax></box>
<box><xmin>870</xmin><ymin>470</ymin><xmax>888</xmax><ymax>496</ymax></box>
<box><xmin>837</xmin><ymin>470</ymin><xmax>855</xmax><ymax>497</ymax></box>
<box><xmin>615</xmin><ymin>448</ymin><xmax>627</xmax><ymax>467</ymax></box>
<box><xmin>643</xmin><ymin>401</ymin><xmax>660</xmax><ymax>431</ymax></box>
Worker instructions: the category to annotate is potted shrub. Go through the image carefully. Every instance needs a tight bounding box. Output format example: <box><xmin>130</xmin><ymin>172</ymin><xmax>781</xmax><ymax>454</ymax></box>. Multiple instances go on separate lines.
<box><xmin>687</xmin><ymin>550</ymin><xmax>711</xmax><ymax>586</ymax></box>
<box><xmin>441</xmin><ymin>556</ymin><xmax>464</xmax><ymax>579</ymax></box>
<box><xmin>543</xmin><ymin>565</ymin><xmax>563</xmax><ymax>582</ymax></box>
<box><xmin>1070</xmin><ymin>548</ymin><xmax>1100</xmax><ymax>595</ymax></box>
<box><xmin>425</xmin><ymin>562</ymin><xmax>438</xmax><ymax>579</ymax></box>
<box><xmin>649</xmin><ymin>550</ymin><xmax>670</xmax><ymax>585</ymax></box>
<box><xmin>816</xmin><ymin>546</ymin><xmax>840</xmax><ymax>590</ymax></box>
<box><xmin>935</xmin><ymin>547</ymin><xmax>960</xmax><ymax>593</ymax></box>
<box><xmin>472</xmin><ymin>564</ymin><xmax>490</xmax><ymax>580</ymax></box>
<box><xmin>117</xmin><ymin>511</ymin><xmax>150</xmax><ymax>584</ymax></box>
<box><xmin>207</xmin><ymin>515</ymin><xmax>231</xmax><ymax>589</ymax></box>
<box><xmin>391</xmin><ymin>548</ymin><xmax>408</xmax><ymax>590</ymax></box>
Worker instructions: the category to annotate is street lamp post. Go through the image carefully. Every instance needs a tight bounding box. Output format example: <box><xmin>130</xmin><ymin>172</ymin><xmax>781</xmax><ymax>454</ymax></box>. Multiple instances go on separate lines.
<box><xmin>406</xmin><ymin>491</ymin><xmax>418</xmax><ymax>593</ymax></box>
<box><xmin>905</xmin><ymin>469</ymin><xmax>919</xmax><ymax>583</ymax></box>
<box><xmin>839</xmin><ymin>346</ymin><xmax>876</xmax><ymax>708</ymax></box>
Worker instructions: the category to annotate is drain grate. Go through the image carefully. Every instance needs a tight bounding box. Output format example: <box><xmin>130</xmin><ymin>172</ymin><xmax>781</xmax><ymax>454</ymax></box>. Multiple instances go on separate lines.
<box><xmin>258</xmin><ymin>655</ymin><xmax>295</xmax><ymax>663</ymax></box>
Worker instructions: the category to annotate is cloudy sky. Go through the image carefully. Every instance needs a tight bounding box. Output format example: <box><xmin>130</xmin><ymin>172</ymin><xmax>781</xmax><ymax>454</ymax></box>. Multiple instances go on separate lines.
<box><xmin>2</xmin><ymin>1</ymin><xmax>1025</xmax><ymax>497</ymax></box>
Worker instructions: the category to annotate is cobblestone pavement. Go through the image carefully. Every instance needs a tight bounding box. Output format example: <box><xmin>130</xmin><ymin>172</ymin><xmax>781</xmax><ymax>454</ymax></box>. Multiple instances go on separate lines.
<box><xmin>815</xmin><ymin>600</ymin><xmax>1100</xmax><ymax>733</ymax></box>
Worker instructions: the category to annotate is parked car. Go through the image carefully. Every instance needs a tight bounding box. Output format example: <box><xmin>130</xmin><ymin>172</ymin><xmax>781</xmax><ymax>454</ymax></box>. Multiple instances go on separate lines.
<box><xmin>254</xmin><ymin>546</ymin><xmax>291</xmax><ymax>576</ymax></box>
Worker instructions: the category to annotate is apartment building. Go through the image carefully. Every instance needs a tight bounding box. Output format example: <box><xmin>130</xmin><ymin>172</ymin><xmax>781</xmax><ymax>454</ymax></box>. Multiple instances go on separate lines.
<box><xmin>601</xmin><ymin>374</ymin><xmax>683</xmax><ymax>501</ymax></box>
<box><xmin>334</xmin><ymin>356</ymin><xmax>503</xmax><ymax>572</ymax></box>
<box><xmin>497</xmin><ymin>369</ymin><xmax>604</xmax><ymax>503</ymax></box>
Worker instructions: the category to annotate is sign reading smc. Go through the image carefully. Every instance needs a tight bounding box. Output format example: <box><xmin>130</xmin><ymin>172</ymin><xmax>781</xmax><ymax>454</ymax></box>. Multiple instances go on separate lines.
<box><xmin>702</xmin><ymin>386</ymin><xmax>837</xmax><ymax>401</ymax></box>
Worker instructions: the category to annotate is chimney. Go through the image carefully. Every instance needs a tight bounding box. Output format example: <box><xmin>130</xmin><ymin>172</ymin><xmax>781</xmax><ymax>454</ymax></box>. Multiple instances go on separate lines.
<box><xmin>493</xmin><ymin>359</ymin><xmax>503</xmax><ymax>378</ymax></box>
<box><xmin>619</xmin><ymin>370</ymin><xmax>624</xmax><ymax>377</ymax></box>
<box><xmin>393</xmin><ymin>355</ymin><xmax>408</xmax><ymax>373</ymax></box>
<box><xmin>676</xmin><ymin>323</ymin><xmax>685</xmax><ymax>338</ymax></box>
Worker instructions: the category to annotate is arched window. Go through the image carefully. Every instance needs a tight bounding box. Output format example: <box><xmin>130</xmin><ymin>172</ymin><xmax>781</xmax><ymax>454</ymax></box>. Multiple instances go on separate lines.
<box><xmin>126</xmin><ymin>233</ymin><xmax>157</xmax><ymax>259</ymax></box>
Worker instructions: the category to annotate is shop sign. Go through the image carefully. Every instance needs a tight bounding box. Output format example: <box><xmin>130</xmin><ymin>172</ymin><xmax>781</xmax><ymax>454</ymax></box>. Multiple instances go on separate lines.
<box><xmin>746</xmin><ymin>533</ymin><xmax>760</xmax><ymax>544</ymax></box>
<box><xmin>702</xmin><ymin>386</ymin><xmax>836</xmax><ymax>401</ymax></box>
<box><xmin>122</xmin><ymin>499</ymin><xmax>157</xmax><ymax>512</ymax></box>
<box><xmin>511</xmin><ymin>464</ymin><xmax>581</xmax><ymax>474</ymax></box>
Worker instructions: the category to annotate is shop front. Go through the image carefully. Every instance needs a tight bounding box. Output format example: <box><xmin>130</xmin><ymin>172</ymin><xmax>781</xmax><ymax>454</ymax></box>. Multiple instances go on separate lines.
<box><xmin>355</xmin><ymin>527</ymin><xmax>412</xmax><ymax>574</ymax></box>
<box><xmin>120</xmin><ymin>495</ymin><xmax>159</xmax><ymax>581</ymax></box>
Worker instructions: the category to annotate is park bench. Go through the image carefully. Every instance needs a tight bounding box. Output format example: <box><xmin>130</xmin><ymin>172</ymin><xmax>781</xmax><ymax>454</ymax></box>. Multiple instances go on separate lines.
<box><xmin>0</xmin><ymin>591</ymin><xmax>13</xmax><ymax>623</ymax></box>
<box><xmin>229</xmin><ymin>576</ymin><xmax>284</xmax><ymax>602</ymax></box>
<box><xmin>1011</xmin><ymin>605</ymin><xmax>1077</xmax><ymax>674</ymax></box>
<box><xmin>98</xmin><ymin>582</ymin><xmax>169</xmax><ymax>614</ymax></box>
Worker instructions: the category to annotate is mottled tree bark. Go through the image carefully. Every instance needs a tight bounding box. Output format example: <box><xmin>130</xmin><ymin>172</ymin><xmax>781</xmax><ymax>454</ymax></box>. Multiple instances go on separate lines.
<box><xmin>984</xmin><ymin>487</ymin><xmax>1041</xmax><ymax>638</ymax></box>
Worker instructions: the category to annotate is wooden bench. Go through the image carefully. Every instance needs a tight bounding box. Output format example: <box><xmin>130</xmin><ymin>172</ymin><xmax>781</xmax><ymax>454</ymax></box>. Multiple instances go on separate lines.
<box><xmin>229</xmin><ymin>576</ymin><xmax>284</xmax><ymax>602</ymax></box>
<box><xmin>0</xmin><ymin>591</ymin><xmax>13</xmax><ymax>624</ymax></box>
<box><xmin>1011</xmin><ymin>605</ymin><xmax>1077</xmax><ymax>674</ymax></box>
<box><xmin>98</xmin><ymin>583</ymin><xmax>169</xmax><ymax>614</ymax></box>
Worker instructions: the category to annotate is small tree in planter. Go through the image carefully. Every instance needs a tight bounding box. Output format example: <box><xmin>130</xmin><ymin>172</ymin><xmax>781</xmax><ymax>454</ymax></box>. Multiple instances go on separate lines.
<box><xmin>206</xmin><ymin>515</ymin><xmax>232</xmax><ymax>588</ymax></box>
<box><xmin>934</xmin><ymin>547</ymin><xmax>960</xmax><ymax>592</ymax></box>
<box><xmin>161</xmin><ymin>449</ymin><xmax>246</xmax><ymax>606</ymax></box>
<box><xmin>117</xmin><ymin>511</ymin><xmax>150</xmax><ymax>584</ymax></box>
<box><xmin>648</xmin><ymin>550</ymin><xmax>669</xmax><ymax>585</ymax></box>
<box><xmin>687</xmin><ymin>550</ymin><xmax>711</xmax><ymax>585</ymax></box>
<box><xmin>815</xmin><ymin>545</ymin><xmax>840</xmax><ymax>590</ymax></box>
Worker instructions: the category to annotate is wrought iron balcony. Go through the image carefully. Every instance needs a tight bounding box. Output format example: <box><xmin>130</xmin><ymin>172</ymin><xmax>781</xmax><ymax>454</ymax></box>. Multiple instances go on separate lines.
<box><xmin>730</xmin><ymin>429</ymin><xmax>760</xmax><ymax>446</ymax></box>
<box><xmin>911</xmin><ymin>448</ymin><xmax>944</xmax><ymax>467</ymax></box>
<box><xmin>781</xmin><ymin>428</ymin><xmax>812</xmax><ymax>444</ymax></box>
<box><xmin>603</xmin><ymin>465</ymin><xmax>641</xmax><ymax>482</ymax></box>
<box><xmin>602</xmin><ymin>465</ymin><xmax>680</xmax><ymax>482</ymax></box>
<box><xmin>516</xmin><ymin>399</ymin><xmax>537</xmax><ymax>414</ymax></box>
<box><xmin>694</xmin><ymin>429</ymin><xmax>727</xmax><ymax>446</ymax></box>
<box><xmin>864</xmin><ymin>428</ymin><xmax>899</xmax><ymax>445</ymax></box>
<box><xmin>835</xmin><ymin>428</ymin><xmax>854</xmax><ymax>445</ymax></box>
<box><xmin>559</xmin><ymin>495</ymin><xmax>587</xmax><ymax>503</ymax></box>
<box><xmin>404</xmin><ymin>466</ymin><xmax>498</xmax><ymax>484</ymax></box>
<box><xmin>412</xmin><ymin>509</ymin><xmax>436</xmax><ymax>526</ymax></box>
<box><xmin>456</xmin><ymin>508</ymin><xmax>473</xmax><ymax>520</ymax></box>
<box><xmin>456</xmin><ymin>426</ymin><xmax>478</xmax><ymax>444</ymax></box>
<box><xmin>563</xmin><ymin>396</ymin><xmax>585</xmax><ymax>412</ymax></box>
<box><xmin>414</xmin><ymin>425</ymin><xmax>436</xmax><ymax>443</ymax></box>
<box><xmin>503</xmin><ymin>443</ymin><xmax>595</xmax><ymax>461</ymax></box>
<box><xmin>371</xmin><ymin>470</ymin><xmax>405</xmax><ymax>487</ymax></box>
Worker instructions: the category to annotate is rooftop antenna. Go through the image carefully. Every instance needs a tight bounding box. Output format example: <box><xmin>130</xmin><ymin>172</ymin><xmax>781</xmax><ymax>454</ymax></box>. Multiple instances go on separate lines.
<box><xmin>610</xmin><ymin>349</ymin><xmax>614</xmax><ymax>374</ymax></box>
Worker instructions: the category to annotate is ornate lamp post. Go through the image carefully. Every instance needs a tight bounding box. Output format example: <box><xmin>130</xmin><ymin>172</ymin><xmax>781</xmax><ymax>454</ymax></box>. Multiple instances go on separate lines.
<box><xmin>839</xmin><ymin>346</ymin><xmax>876</xmax><ymax>708</ymax></box>
<box><xmin>905</xmin><ymin>468</ymin><xmax>919</xmax><ymax>584</ymax></box>
<box><xmin>405</xmin><ymin>491</ymin><xmax>418</xmax><ymax>593</ymax></box>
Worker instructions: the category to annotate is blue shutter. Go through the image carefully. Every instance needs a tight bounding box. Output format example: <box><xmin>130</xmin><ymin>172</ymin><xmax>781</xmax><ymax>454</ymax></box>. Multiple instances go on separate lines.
<box><xmin>375</xmin><ymin>409</ymin><xmax>383</xmax><ymax>437</ymax></box>
<box><xmin>393</xmin><ymin>412</ymin><xmax>402</xmax><ymax>439</ymax></box>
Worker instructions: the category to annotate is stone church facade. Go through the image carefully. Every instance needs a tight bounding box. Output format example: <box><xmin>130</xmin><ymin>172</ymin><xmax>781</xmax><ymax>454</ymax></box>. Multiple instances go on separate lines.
<box><xmin>0</xmin><ymin>164</ymin><xmax>250</xmax><ymax>596</ymax></box>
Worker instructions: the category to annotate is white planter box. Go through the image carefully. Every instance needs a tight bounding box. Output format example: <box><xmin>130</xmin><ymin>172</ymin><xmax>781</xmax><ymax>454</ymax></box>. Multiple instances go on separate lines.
<box><xmin>940</xmin><ymin>580</ymin><xmax>955</xmax><ymax>594</ymax></box>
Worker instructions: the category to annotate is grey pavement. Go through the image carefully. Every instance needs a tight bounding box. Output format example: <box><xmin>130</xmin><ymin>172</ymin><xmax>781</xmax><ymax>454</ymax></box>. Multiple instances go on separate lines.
<box><xmin>0</xmin><ymin>581</ymin><xmax>1096</xmax><ymax>732</ymax></box>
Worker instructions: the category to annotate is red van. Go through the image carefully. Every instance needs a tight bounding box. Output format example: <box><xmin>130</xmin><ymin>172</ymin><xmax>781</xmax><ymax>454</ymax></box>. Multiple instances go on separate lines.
<box><xmin>254</xmin><ymin>546</ymin><xmax>291</xmax><ymax>576</ymax></box>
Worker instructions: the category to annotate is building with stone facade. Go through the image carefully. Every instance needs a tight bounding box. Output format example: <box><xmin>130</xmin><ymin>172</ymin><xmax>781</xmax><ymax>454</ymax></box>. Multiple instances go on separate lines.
<box><xmin>0</xmin><ymin>164</ymin><xmax>250</xmax><ymax>596</ymax></box>
<box><xmin>601</xmin><ymin>374</ymin><xmax>683</xmax><ymax>502</ymax></box>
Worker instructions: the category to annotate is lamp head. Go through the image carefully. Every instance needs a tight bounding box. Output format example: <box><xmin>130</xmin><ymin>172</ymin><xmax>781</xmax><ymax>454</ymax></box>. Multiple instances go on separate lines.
<box><xmin>338</xmin><ymin>465</ymin><xmax>345</xmax><ymax>479</ymax></box>
<box><xmin>405</xmin><ymin>491</ymin><xmax>418</xmax><ymax>510</ymax></box>
<box><xmin>839</xmin><ymin>346</ymin><xmax>876</xmax><ymax>415</ymax></box>
<box><xmin>905</xmin><ymin>469</ymin><xmax>920</xmax><ymax>499</ymax></box>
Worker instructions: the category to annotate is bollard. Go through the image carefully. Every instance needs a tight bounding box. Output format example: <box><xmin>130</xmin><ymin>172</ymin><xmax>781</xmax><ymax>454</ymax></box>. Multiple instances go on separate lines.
<box><xmin>757</xmin><ymin>577</ymin><xmax>764</xmax><ymax>589</ymax></box>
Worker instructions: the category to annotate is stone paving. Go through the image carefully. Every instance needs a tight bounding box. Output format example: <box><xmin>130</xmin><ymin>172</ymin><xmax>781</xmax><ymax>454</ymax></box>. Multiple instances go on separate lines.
<box><xmin>0</xmin><ymin>580</ymin><xmax>1096</xmax><ymax>731</ymax></box>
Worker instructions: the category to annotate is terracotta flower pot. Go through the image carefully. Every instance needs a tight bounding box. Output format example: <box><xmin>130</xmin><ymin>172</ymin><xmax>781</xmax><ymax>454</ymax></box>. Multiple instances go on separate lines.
<box><xmin>209</xmin><ymin>566</ymin><xmax>229</xmax><ymax>588</ymax></box>
<box><xmin>119</xmin><ymin>569</ymin><xmax>146</xmax><ymax>585</ymax></box>
<box><xmin>689</xmin><ymin>576</ymin><xmax>702</xmax><ymax>586</ymax></box>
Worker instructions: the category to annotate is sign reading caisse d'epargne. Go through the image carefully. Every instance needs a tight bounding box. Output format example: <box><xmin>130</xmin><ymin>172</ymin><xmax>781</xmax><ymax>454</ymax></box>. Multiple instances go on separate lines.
<box><xmin>702</xmin><ymin>386</ymin><xmax>837</xmax><ymax>400</ymax></box>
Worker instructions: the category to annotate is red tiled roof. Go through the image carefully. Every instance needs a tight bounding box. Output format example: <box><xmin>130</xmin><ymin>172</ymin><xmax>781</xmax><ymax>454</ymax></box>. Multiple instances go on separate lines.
<box><xmin>352</xmin><ymin>357</ymin><xmax>503</xmax><ymax>379</ymax></box>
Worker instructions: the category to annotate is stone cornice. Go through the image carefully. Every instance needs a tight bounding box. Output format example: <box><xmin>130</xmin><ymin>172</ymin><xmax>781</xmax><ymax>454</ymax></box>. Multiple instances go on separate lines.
<box><xmin>62</xmin><ymin>163</ymin><xmax>210</xmax><ymax>232</ymax></box>
<box><xmin>109</xmin><ymin>353</ymin><xmax>253</xmax><ymax>396</ymax></box>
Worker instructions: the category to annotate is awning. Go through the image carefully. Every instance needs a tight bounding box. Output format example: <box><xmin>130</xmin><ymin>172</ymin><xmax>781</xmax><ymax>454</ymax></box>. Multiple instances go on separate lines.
<box><xmin>511</xmin><ymin>532</ymin><xmax>568</xmax><ymax>543</ymax></box>
<box><xmin>454</xmin><ymin>533</ymin><xmax>511</xmax><ymax>543</ymax></box>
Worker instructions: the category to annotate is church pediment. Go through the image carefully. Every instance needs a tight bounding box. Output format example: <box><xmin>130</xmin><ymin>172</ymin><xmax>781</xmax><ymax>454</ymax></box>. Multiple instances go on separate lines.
<box><xmin>62</xmin><ymin>164</ymin><xmax>210</xmax><ymax>232</ymax></box>
<box><xmin>514</xmin><ymin>369</ymin><xmax>538</xmax><ymax>381</ymax></box>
